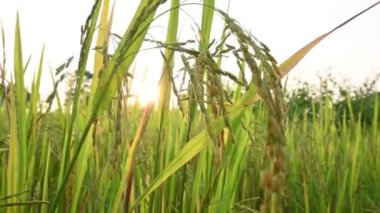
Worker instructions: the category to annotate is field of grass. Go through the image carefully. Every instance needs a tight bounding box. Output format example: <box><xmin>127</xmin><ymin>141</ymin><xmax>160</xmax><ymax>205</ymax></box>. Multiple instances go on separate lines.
<box><xmin>0</xmin><ymin>0</ymin><xmax>379</xmax><ymax>212</ymax></box>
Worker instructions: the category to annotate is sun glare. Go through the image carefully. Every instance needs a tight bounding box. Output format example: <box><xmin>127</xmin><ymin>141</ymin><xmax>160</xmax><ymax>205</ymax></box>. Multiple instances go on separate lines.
<box><xmin>135</xmin><ymin>81</ymin><xmax>160</xmax><ymax>107</ymax></box>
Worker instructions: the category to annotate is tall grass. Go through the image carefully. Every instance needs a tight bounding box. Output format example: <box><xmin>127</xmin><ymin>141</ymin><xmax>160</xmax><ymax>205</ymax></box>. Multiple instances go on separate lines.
<box><xmin>0</xmin><ymin>1</ymin><xmax>379</xmax><ymax>212</ymax></box>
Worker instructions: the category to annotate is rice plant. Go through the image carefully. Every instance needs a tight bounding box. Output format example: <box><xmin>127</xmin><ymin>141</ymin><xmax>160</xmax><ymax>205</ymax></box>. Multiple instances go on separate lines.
<box><xmin>0</xmin><ymin>1</ymin><xmax>379</xmax><ymax>212</ymax></box>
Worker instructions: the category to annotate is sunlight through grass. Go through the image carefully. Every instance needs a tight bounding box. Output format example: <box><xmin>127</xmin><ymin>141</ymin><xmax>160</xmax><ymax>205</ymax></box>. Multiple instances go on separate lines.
<box><xmin>0</xmin><ymin>1</ymin><xmax>379</xmax><ymax>213</ymax></box>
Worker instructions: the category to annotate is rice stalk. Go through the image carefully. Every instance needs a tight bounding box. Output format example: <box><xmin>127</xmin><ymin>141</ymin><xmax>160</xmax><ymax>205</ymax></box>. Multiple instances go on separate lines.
<box><xmin>119</xmin><ymin>103</ymin><xmax>154</xmax><ymax>212</ymax></box>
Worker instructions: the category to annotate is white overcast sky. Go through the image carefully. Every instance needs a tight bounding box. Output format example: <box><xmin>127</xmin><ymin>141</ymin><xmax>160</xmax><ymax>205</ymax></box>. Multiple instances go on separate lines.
<box><xmin>0</xmin><ymin>0</ymin><xmax>379</xmax><ymax>99</ymax></box>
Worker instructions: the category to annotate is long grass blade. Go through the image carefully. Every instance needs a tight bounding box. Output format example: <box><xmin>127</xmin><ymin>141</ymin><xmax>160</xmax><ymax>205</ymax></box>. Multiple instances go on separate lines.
<box><xmin>51</xmin><ymin>0</ymin><xmax>103</xmax><ymax>210</ymax></box>
<box><xmin>278</xmin><ymin>1</ymin><xmax>380</xmax><ymax>77</ymax></box>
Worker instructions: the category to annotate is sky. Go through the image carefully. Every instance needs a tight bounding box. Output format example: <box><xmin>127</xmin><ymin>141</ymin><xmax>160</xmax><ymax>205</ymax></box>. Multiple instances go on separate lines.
<box><xmin>0</xmin><ymin>0</ymin><xmax>379</xmax><ymax>103</ymax></box>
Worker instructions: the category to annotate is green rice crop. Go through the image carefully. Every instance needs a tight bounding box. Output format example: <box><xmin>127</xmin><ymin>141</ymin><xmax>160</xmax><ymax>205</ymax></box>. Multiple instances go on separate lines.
<box><xmin>0</xmin><ymin>1</ymin><xmax>379</xmax><ymax>212</ymax></box>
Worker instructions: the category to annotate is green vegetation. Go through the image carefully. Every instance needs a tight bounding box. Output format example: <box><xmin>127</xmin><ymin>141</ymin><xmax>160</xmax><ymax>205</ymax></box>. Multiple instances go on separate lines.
<box><xmin>0</xmin><ymin>1</ymin><xmax>379</xmax><ymax>212</ymax></box>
